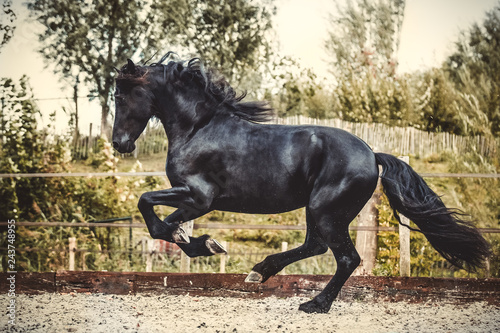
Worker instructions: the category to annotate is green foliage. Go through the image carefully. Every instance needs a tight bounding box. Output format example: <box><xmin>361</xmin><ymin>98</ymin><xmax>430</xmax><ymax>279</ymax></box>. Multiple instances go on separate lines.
<box><xmin>155</xmin><ymin>0</ymin><xmax>275</xmax><ymax>87</ymax></box>
<box><xmin>0</xmin><ymin>76</ymin><xmax>64</xmax><ymax>221</ymax></box>
<box><xmin>325</xmin><ymin>0</ymin><xmax>420</xmax><ymax>128</ymax></box>
<box><xmin>448</xmin><ymin>150</ymin><xmax>498</xmax><ymax>226</ymax></box>
<box><xmin>332</xmin><ymin>63</ymin><xmax>494</xmax><ymax>136</ymax></box>
<box><xmin>204</xmin><ymin>210</ymin><xmax>306</xmax><ymax>248</ymax></box>
<box><xmin>374</xmin><ymin>192</ymin><xmax>466</xmax><ymax>278</ymax></box>
<box><xmin>445</xmin><ymin>3</ymin><xmax>500</xmax><ymax>136</ymax></box>
<box><xmin>85</xmin><ymin>137</ymin><xmax>119</xmax><ymax>170</ymax></box>
<box><xmin>28</xmin><ymin>0</ymin><xmax>170</xmax><ymax>136</ymax></box>
<box><xmin>447</xmin><ymin>150</ymin><xmax>500</xmax><ymax>277</ymax></box>
<box><xmin>334</xmin><ymin>69</ymin><xmax>416</xmax><ymax>126</ymax></box>
<box><xmin>0</xmin><ymin>76</ymin><xmax>160</xmax><ymax>272</ymax></box>
<box><xmin>28</xmin><ymin>0</ymin><xmax>275</xmax><ymax>135</ymax></box>
<box><xmin>264</xmin><ymin>56</ymin><xmax>338</xmax><ymax>118</ymax></box>
<box><xmin>0</xmin><ymin>0</ymin><xmax>16</xmax><ymax>51</ymax></box>
<box><xmin>326</xmin><ymin>0</ymin><xmax>405</xmax><ymax>79</ymax></box>
<box><xmin>372</xmin><ymin>193</ymin><xmax>400</xmax><ymax>276</ymax></box>
<box><xmin>416</xmin><ymin>68</ymin><xmax>491</xmax><ymax>136</ymax></box>
<box><xmin>323</xmin><ymin>0</ymin><xmax>499</xmax><ymax>138</ymax></box>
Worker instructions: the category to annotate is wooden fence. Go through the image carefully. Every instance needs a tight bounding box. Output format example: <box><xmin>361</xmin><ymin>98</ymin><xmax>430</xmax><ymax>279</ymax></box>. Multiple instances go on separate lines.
<box><xmin>72</xmin><ymin>124</ymin><xmax>168</xmax><ymax>160</ymax></box>
<box><xmin>2</xmin><ymin>220</ymin><xmax>498</xmax><ymax>277</ymax></box>
<box><xmin>276</xmin><ymin>116</ymin><xmax>499</xmax><ymax>157</ymax></box>
<box><xmin>71</xmin><ymin>116</ymin><xmax>499</xmax><ymax>159</ymax></box>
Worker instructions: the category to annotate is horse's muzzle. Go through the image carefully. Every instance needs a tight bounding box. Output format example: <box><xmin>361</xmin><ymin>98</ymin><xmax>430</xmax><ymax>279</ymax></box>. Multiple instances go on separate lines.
<box><xmin>112</xmin><ymin>140</ymin><xmax>136</xmax><ymax>154</ymax></box>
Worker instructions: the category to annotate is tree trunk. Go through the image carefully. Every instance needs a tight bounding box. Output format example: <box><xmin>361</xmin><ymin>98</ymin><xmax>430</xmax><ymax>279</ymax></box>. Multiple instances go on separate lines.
<box><xmin>100</xmin><ymin>103</ymin><xmax>111</xmax><ymax>140</ymax></box>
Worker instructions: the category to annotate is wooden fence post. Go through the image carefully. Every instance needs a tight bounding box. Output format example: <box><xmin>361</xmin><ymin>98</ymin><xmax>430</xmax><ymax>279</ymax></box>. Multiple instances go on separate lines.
<box><xmin>146</xmin><ymin>238</ymin><xmax>155</xmax><ymax>272</ymax></box>
<box><xmin>68</xmin><ymin>237</ymin><xmax>76</xmax><ymax>271</ymax></box>
<box><xmin>485</xmin><ymin>257</ymin><xmax>491</xmax><ymax>278</ymax></box>
<box><xmin>219</xmin><ymin>241</ymin><xmax>228</xmax><ymax>273</ymax></box>
<box><xmin>399</xmin><ymin>156</ymin><xmax>411</xmax><ymax>277</ymax></box>
<box><xmin>180</xmin><ymin>221</ymin><xmax>194</xmax><ymax>273</ymax></box>
<box><xmin>87</xmin><ymin>123</ymin><xmax>93</xmax><ymax>158</ymax></box>
<box><xmin>280</xmin><ymin>242</ymin><xmax>288</xmax><ymax>275</ymax></box>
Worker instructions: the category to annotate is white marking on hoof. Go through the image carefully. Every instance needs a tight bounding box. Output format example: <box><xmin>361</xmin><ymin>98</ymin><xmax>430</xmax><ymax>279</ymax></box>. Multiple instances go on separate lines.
<box><xmin>206</xmin><ymin>238</ymin><xmax>227</xmax><ymax>254</ymax></box>
<box><xmin>172</xmin><ymin>227</ymin><xmax>190</xmax><ymax>244</ymax></box>
<box><xmin>245</xmin><ymin>271</ymin><xmax>263</xmax><ymax>283</ymax></box>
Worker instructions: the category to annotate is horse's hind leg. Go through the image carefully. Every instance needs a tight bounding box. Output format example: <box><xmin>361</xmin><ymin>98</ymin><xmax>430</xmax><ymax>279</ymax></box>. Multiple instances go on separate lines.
<box><xmin>299</xmin><ymin>225</ymin><xmax>360</xmax><ymax>313</ymax></box>
<box><xmin>246</xmin><ymin>208</ymin><xmax>328</xmax><ymax>283</ymax></box>
<box><xmin>299</xmin><ymin>169</ymin><xmax>377</xmax><ymax>313</ymax></box>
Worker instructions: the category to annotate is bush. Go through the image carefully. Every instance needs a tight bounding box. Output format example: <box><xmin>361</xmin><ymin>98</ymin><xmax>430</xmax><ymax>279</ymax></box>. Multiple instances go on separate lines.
<box><xmin>0</xmin><ymin>76</ymin><xmax>152</xmax><ymax>272</ymax></box>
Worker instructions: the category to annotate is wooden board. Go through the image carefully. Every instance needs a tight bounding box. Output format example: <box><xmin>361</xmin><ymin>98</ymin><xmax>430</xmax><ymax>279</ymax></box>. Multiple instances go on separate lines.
<box><xmin>1</xmin><ymin>272</ymin><xmax>498</xmax><ymax>305</ymax></box>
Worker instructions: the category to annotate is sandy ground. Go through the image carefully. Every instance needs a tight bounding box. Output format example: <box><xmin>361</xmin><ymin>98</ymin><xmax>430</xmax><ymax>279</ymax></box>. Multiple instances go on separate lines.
<box><xmin>1</xmin><ymin>293</ymin><xmax>499</xmax><ymax>333</ymax></box>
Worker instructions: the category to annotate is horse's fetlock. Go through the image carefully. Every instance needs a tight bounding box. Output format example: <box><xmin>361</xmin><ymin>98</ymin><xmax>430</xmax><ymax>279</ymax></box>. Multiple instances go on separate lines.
<box><xmin>137</xmin><ymin>193</ymin><xmax>151</xmax><ymax>211</ymax></box>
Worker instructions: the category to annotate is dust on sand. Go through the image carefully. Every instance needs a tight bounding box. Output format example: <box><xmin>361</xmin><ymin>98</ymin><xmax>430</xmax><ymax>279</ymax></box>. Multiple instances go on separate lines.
<box><xmin>1</xmin><ymin>293</ymin><xmax>498</xmax><ymax>332</ymax></box>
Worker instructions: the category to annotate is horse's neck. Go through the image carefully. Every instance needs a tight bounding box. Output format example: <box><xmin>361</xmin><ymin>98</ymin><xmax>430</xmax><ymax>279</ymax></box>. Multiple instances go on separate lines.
<box><xmin>162</xmin><ymin>104</ymin><xmax>237</xmax><ymax>148</ymax></box>
<box><xmin>159</xmin><ymin>99</ymin><xmax>214</xmax><ymax>145</ymax></box>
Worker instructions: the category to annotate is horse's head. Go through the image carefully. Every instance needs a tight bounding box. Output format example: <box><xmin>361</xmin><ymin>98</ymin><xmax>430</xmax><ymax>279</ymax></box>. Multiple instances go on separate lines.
<box><xmin>112</xmin><ymin>59</ymin><xmax>155</xmax><ymax>153</ymax></box>
<box><xmin>112</xmin><ymin>54</ymin><xmax>273</xmax><ymax>153</ymax></box>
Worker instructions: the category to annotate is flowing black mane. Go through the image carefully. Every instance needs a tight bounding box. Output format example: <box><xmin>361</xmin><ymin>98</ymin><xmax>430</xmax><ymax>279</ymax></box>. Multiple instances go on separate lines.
<box><xmin>117</xmin><ymin>54</ymin><xmax>274</xmax><ymax>123</ymax></box>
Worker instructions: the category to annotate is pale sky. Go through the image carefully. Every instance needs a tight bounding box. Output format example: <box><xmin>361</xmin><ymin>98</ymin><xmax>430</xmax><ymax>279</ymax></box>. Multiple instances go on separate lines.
<box><xmin>0</xmin><ymin>0</ymin><xmax>498</xmax><ymax>134</ymax></box>
<box><xmin>275</xmin><ymin>0</ymin><xmax>499</xmax><ymax>74</ymax></box>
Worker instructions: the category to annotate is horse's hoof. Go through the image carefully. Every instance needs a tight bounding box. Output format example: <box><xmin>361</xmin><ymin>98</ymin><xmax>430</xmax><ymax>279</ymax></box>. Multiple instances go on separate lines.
<box><xmin>206</xmin><ymin>238</ymin><xmax>227</xmax><ymax>254</ymax></box>
<box><xmin>298</xmin><ymin>300</ymin><xmax>330</xmax><ymax>314</ymax></box>
<box><xmin>244</xmin><ymin>270</ymin><xmax>263</xmax><ymax>283</ymax></box>
<box><xmin>172</xmin><ymin>227</ymin><xmax>190</xmax><ymax>244</ymax></box>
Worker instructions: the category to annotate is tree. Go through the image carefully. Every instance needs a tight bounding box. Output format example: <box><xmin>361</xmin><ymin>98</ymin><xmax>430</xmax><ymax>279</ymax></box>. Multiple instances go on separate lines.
<box><xmin>1</xmin><ymin>76</ymin><xmax>38</xmax><ymax>221</ymax></box>
<box><xmin>264</xmin><ymin>56</ymin><xmax>337</xmax><ymax>118</ymax></box>
<box><xmin>326</xmin><ymin>0</ymin><xmax>405</xmax><ymax>80</ymax></box>
<box><xmin>0</xmin><ymin>76</ymin><xmax>151</xmax><ymax>271</ymax></box>
<box><xmin>28</xmin><ymin>0</ymin><xmax>171</xmax><ymax>138</ymax></box>
<box><xmin>28</xmin><ymin>0</ymin><xmax>275</xmax><ymax>137</ymax></box>
<box><xmin>28</xmin><ymin>0</ymin><xmax>168</xmax><ymax>135</ymax></box>
<box><xmin>0</xmin><ymin>0</ymin><xmax>16</xmax><ymax>51</ymax></box>
<box><xmin>445</xmin><ymin>3</ymin><xmax>500</xmax><ymax>136</ymax></box>
<box><xmin>325</xmin><ymin>0</ymin><xmax>407</xmax><ymax>124</ymax></box>
<box><xmin>412</xmin><ymin>68</ymin><xmax>491</xmax><ymax>136</ymax></box>
<box><xmin>155</xmin><ymin>0</ymin><xmax>275</xmax><ymax>88</ymax></box>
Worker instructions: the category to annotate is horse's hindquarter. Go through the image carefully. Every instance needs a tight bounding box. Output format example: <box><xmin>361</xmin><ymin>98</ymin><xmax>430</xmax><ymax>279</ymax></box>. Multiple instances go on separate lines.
<box><xmin>178</xmin><ymin>120</ymin><xmax>377</xmax><ymax>215</ymax></box>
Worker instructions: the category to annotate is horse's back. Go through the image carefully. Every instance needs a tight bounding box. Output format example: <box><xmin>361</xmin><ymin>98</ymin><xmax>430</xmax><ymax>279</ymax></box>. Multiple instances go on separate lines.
<box><xmin>264</xmin><ymin>124</ymin><xmax>377</xmax><ymax>181</ymax></box>
<box><xmin>212</xmin><ymin>122</ymin><xmax>376</xmax><ymax>210</ymax></box>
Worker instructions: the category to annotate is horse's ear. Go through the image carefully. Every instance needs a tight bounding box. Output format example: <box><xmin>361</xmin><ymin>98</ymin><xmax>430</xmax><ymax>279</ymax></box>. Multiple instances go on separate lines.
<box><xmin>126</xmin><ymin>59</ymin><xmax>136</xmax><ymax>73</ymax></box>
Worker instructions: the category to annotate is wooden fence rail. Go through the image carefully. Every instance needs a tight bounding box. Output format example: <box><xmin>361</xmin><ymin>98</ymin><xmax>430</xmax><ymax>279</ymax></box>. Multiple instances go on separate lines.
<box><xmin>2</xmin><ymin>221</ymin><xmax>498</xmax><ymax>276</ymax></box>
<box><xmin>2</xmin><ymin>221</ymin><xmax>499</xmax><ymax>233</ymax></box>
<box><xmin>1</xmin><ymin>171</ymin><xmax>498</xmax><ymax>179</ymax></box>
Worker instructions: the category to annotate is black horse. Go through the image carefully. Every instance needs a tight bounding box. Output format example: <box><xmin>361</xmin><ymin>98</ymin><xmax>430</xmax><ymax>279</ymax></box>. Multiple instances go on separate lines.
<box><xmin>112</xmin><ymin>54</ymin><xmax>490</xmax><ymax>313</ymax></box>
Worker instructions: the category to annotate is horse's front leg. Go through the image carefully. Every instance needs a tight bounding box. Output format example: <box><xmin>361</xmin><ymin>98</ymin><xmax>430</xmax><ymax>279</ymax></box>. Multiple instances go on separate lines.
<box><xmin>137</xmin><ymin>186</ymin><xmax>226</xmax><ymax>257</ymax></box>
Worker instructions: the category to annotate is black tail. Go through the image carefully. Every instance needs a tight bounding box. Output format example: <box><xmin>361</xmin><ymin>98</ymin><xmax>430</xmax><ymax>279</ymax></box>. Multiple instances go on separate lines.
<box><xmin>375</xmin><ymin>153</ymin><xmax>491</xmax><ymax>271</ymax></box>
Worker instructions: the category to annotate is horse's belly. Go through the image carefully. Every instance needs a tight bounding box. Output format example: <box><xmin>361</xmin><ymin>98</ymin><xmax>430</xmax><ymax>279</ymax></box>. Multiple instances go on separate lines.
<box><xmin>211</xmin><ymin>192</ymin><xmax>307</xmax><ymax>214</ymax></box>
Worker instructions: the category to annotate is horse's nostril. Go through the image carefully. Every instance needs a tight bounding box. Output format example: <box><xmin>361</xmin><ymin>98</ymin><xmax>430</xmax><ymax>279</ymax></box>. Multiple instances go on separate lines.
<box><xmin>112</xmin><ymin>141</ymin><xmax>120</xmax><ymax>150</ymax></box>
